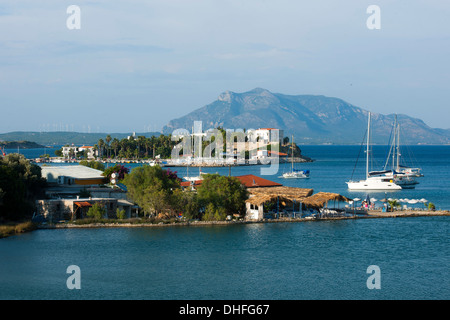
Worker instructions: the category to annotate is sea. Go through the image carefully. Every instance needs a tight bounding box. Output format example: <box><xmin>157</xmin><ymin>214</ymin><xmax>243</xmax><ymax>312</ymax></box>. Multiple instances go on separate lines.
<box><xmin>1</xmin><ymin>145</ymin><xmax>449</xmax><ymax>300</ymax></box>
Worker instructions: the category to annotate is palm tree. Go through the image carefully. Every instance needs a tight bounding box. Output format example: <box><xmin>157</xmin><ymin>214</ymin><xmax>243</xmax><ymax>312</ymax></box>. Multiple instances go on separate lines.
<box><xmin>111</xmin><ymin>138</ymin><xmax>119</xmax><ymax>159</ymax></box>
<box><xmin>97</xmin><ymin>139</ymin><xmax>105</xmax><ymax>159</ymax></box>
<box><xmin>388</xmin><ymin>199</ymin><xmax>401</xmax><ymax>211</ymax></box>
<box><xmin>105</xmin><ymin>135</ymin><xmax>112</xmax><ymax>158</ymax></box>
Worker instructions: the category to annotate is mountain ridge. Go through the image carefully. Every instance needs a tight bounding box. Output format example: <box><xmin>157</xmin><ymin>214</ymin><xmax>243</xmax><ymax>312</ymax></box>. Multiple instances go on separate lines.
<box><xmin>163</xmin><ymin>88</ymin><xmax>450</xmax><ymax>145</ymax></box>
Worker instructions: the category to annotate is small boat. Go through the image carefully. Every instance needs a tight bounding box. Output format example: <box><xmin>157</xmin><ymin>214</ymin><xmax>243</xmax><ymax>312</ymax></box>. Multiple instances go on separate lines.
<box><xmin>280</xmin><ymin>135</ymin><xmax>310</xmax><ymax>179</ymax></box>
<box><xmin>282</xmin><ymin>169</ymin><xmax>310</xmax><ymax>179</ymax></box>
<box><xmin>346</xmin><ymin>112</ymin><xmax>402</xmax><ymax>190</ymax></box>
<box><xmin>183</xmin><ymin>166</ymin><xmax>206</xmax><ymax>182</ymax></box>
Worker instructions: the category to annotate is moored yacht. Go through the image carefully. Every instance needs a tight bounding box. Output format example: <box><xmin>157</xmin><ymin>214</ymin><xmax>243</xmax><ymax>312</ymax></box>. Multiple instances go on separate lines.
<box><xmin>346</xmin><ymin>112</ymin><xmax>402</xmax><ymax>190</ymax></box>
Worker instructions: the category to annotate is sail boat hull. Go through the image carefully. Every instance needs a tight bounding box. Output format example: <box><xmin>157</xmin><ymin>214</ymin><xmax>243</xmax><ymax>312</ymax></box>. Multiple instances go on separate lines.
<box><xmin>282</xmin><ymin>170</ymin><xmax>310</xmax><ymax>179</ymax></box>
<box><xmin>346</xmin><ymin>178</ymin><xmax>402</xmax><ymax>190</ymax></box>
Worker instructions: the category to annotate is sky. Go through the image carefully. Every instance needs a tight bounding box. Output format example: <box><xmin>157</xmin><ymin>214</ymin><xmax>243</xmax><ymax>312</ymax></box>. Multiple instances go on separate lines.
<box><xmin>0</xmin><ymin>0</ymin><xmax>449</xmax><ymax>133</ymax></box>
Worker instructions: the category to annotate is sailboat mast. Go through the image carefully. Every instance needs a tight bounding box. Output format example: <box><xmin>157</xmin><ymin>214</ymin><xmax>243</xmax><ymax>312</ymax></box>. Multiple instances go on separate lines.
<box><xmin>366</xmin><ymin>112</ymin><xmax>371</xmax><ymax>179</ymax></box>
<box><xmin>392</xmin><ymin>115</ymin><xmax>397</xmax><ymax>171</ymax></box>
<box><xmin>396</xmin><ymin>119</ymin><xmax>400</xmax><ymax>172</ymax></box>
<box><xmin>291</xmin><ymin>135</ymin><xmax>294</xmax><ymax>172</ymax></box>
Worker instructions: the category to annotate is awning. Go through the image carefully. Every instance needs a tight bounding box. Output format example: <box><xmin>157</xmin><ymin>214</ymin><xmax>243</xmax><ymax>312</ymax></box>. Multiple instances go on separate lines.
<box><xmin>74</xmin><ymin>201</ymin><xmax>92</xmax><ymax>207</ymax></box>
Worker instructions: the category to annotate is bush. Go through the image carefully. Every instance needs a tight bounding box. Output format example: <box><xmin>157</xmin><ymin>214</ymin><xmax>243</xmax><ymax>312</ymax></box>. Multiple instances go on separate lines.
<box><xmin>116</xmin><ymin>208</ymin><xmax>126</xmax><ymax>219</ymax></box>
<box><xmin>86</xmin><ymin>203</ymin><xmax>106</xmax><ymax>220</ymax></box>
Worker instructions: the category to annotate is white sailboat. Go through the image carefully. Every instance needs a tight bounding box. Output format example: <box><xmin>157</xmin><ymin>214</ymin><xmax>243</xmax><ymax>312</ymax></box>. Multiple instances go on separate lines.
<box><xmin>183</xmin><ymin>162</ymin><xmax>206</xmax><ymax>182</ymax></box>
<box><xmin>368</xmin><ymin>115</ymin><xmax>423</xmax><ymax>189</ymax></box>
<box><xmin>280</xmin><ymin>136</ymin><xmax>310</xmax><ymax>179</ymax></box>
<box><xmin>346</xmin><ymin>112</ymin><xmax>402</xmax><ymax>190</ymax></box>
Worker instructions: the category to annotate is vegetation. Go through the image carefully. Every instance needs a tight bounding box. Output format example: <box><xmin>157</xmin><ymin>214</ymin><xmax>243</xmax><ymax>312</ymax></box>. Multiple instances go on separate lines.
<box><xmin>95</xmin><ymin>134</ymin><xmax>177</xmax><ymax>160</ymax></box>
<box><xmin>196</xmin><ymin>174</ymin><xmax>248</xmax><ymax>219</ymax></box>
<box><xmin>86</xmin><ymin>203</ymin><xmax>106</xmax><ymax>220</ymax></box>
<box><xmin>0</xmin><ymin>141</ymin><xmax>44</xmax><ymax>149</ymax></box>
<box><xmin>116</xmin><ymin>208</ymin><xmax>126</xmax><ymax>220</ymax></box>
<box><xmin>123</xmin><ymin>166</ymin><xmax>248</xmax><ymax>221</ymax></box>
<box><xmin>388</xmin><ymin>199</ymin><xmax>401</xmax><ymax>211</ymax></box>
<box><xmin>123</xmin><ymin>165</ymin><xmax>181</xmax><ymax>217</ymax></box>
<box><xmin>0</xmin><ymin>154</ymin><xmax>46</xmax><ymax>221</ymax></box>
<box><xmin>79</xmin><ymin>160</ymin><xmax>105</xmax><ymax>171</ymax></box>
<box><xmin>0</xmin><ymin>221</ymin><xmax>37</xmax><ymax>239</ymax></box>
<box><xmin>103</xmin><ymin>164</ymin><xmax>130</xmax><ymax>181</ymax></box>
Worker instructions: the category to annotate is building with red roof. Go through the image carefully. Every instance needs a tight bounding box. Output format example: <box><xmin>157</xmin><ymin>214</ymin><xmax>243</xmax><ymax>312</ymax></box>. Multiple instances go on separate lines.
<box><xmin>180</xmin><ymin>174</ymin><xmax>282</xmax><ymax>190</ymax></box>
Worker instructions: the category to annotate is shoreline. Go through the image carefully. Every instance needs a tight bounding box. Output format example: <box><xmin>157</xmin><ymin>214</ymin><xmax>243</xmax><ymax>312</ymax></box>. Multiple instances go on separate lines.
<box><xmin>37</xmin><ymin>210</ymin><xmax>450</xmax><ymax>230</ymax></box>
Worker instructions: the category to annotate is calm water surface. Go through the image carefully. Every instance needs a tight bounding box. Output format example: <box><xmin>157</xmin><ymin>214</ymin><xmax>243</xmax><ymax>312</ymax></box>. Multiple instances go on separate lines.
<box><xmin>1</xmin><ymin>217</ymin><xmax>448</xmax><ymax>300</ymax></box>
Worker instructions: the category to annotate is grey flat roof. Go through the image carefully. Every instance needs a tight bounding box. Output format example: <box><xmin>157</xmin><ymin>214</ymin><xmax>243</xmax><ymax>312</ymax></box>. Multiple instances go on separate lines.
<box><xmin>41</xmin><ymin>165</ymin><xmax>104</xmax><ymax>180</ymax></box>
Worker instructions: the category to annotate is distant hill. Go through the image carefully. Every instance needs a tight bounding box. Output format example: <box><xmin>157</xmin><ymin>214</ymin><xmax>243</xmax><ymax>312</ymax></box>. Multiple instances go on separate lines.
<box><xmin>0</xmin><ymin>131</ymin><xmax>162</xmax><ymax>146</ymax></box>
<box><xmin>0</xmin><ymin>141</ymin><xmax>44</xmax><ymax>149</ymax></box>
<box><xmin>163</xmin><ymin>88</ymin><xmax>450</xmax><ymax>145</ymax></box>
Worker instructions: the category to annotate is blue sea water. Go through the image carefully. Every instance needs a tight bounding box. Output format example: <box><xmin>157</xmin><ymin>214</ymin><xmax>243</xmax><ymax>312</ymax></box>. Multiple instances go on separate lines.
<box><xmin>0</xmin><ymin>217</ymin><xmax>448</xmax><ymax>300</ymax></box>
<box><xmin>1</xmin><ymin>145</ymin><xmax>448</xmax><ymax>300</ymax></box>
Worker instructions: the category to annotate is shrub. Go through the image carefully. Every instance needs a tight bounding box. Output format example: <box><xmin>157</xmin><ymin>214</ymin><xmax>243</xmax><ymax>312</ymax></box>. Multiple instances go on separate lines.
<box><xmin>116</xmin><ymin>208</ymin><xmax>126</xmax><ymax>219</ymax></box>
<box><xmin>86</xmin><ymin>203</ymin><xmax>106</xmax><ymax>220</ymax></box>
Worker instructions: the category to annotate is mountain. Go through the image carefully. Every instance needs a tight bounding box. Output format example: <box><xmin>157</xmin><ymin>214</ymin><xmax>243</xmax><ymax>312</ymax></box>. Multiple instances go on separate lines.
<box><xmin>163</xmin><ymin>88</ymin><xmax>450</xmax><ymax>145</ymax></box>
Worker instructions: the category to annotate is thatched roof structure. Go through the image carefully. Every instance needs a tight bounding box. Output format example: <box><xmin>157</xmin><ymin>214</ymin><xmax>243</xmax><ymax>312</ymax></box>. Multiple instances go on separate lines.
<box><xmin>301</xmin><ymin>192</ymin><xmax>352</xmax><ymax>208</ymax></box>
<box><xmin>246</xmin><ymin>186</ymin><xmax>314</xmax><ymax>206</ymax></box>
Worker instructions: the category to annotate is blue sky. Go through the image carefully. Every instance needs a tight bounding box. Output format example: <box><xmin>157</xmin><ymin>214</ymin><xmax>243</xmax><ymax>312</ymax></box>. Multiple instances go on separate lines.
<box><xmin>0</xmin><ymin>0</ymin><xmax>449</xmax><ymax>133</ymax></box>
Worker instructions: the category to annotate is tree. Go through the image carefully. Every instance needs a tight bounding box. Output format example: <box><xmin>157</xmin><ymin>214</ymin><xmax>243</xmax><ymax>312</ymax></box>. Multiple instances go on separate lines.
<box><xmin>79</xmin><ymin>160</ymin><xmax>105</xmax><ymax>171</ymax></box>
<box><xmin>111</xmin><ymin>138</ymin><xmax>120</xmax><ymax>158</ymax></box>
<box><xmin>103</xmin><ymin>164</ymin><xmax>129</xmax><ymax>181</ymax></box>
<box><xmin>171</xmin><ymin>189</ymin><xmax>200</xmax><ymax>220</ymax></box>
<box><xmin>388</xmin><ymin>199</ymin><xmax>401</xmax><ymax>211</ymax></box>
<box><xmin>97</xmin><ymin>139</ymin><xmax>105</xmax><ymax>158</ymax></box>
<box><xmin>105</xmin><ymin>135</ymin><xmax>112</xmax><ymax>158</ymax></box>
<box><xmin>122</xmin><ymin>165</ymin><xmax>181</xmax><ymax>217</ymax></box>
<box><xmin>0</xmin><ymin>154</ymin><xmax>46</xmax><ymax>221</ymax></box>
<box><xmin>196</xmin><ymin>174</ymin><xmax>248</xmax><ymax>220</ymax></box>
<box><xmin>86</xmin><ymin>203</ymin><xmax>106</xmax><ymax>220</ymax></box>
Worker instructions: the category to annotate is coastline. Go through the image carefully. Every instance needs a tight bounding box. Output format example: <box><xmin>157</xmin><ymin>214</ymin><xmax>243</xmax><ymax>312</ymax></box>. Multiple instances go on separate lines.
<box><xmin>37</xmin><ymin>210</ymin><xmax>450</xmax><ymax>230</ymax></box>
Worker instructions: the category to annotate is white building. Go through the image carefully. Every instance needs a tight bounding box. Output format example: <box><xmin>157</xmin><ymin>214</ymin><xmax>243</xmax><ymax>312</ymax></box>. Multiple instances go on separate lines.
<box><xmin>62</xmin><ymin>145</ymin><xmax>96</xmax><ymax>159</ymax></box>
<box><xmin>246</xmin><ymin>128</ymin><xmax>284</xmax><ymax>145</ymax></box>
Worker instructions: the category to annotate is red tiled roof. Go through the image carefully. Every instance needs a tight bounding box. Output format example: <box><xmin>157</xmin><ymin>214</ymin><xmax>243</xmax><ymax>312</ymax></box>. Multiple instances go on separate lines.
<box><xmin>268</xmin><ymin>151</ymin><xmax>288</xmax><ymax>156</ymax></box>
<box><xmin>180</xmin><ymin>180</ymin><xmax>203</xmax><ymax>187</ymax></box>
<box><xmin>180</xmin><ymin>174</ymin><xmax>282</xmax><ymax>189</ymax></box>
<box><xmin>235</xmin><ymin>174</ymin><xmax>282</xmax><ymax>188</ymax></box>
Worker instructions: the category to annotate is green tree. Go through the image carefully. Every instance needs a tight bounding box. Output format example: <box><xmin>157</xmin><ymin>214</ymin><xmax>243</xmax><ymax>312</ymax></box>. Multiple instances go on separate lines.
<box><xmin>97</xmin><ymin>139</ymin><xmax>105</xmax><ymax>158</ymax></box>
<box><xmin>105</xmin><ymin>134</ymin><xmax>112</xmax><ymax>158</ymax></box>
<box><xmin>86</xmin><ymin>203</ymin><xmax>106</xmax><ymax>220</ymax></box>
<box><xmin>54</xmin><ymin>148</ymin><xmax>63</xmax><ymax>157</ymax></box>
<box><xmin>388</xmin><ymin>199</ymin><xmax>401</xmax><ymax>211</ymax></box>
<box><xmin>171</xmin><ymin>189</ymin><xmax>200</xmax><ymax>220</ymax></box>
<box><xmin>79</xmin><ymin>160</ymin><xmax>105</xmax><ymax>171</ymax></box>
<box><xmin>196</xmin><ymin>174</ymin><xmax>248</xmax><ymax>220</ymax></box>
<box><xmin>122</xmin><ymin>165</ymin><xmax>181</xmax><ymax>217</ymax></box>
<box><xmin>116</xmin><ymin>208</ymin><xmax>126</xmax><ymax>219</ymax></box>
<box><xmin>0</xmin><ymin>154</ymin><xmax>46</xmax><ymax>221</ymax></box>
<box><xmin>111</xmin><ymin>138</ymin><xmax>119</xmax><ymax>158</ymax></box>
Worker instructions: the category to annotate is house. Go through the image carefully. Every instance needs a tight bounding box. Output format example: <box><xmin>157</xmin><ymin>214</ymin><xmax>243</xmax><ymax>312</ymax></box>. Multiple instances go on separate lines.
<box><xmin>41</xmin><ymin>165</ymin><xmax>106</xmax><ymax>186</ymax></box>
<box><xmin>35</xmin><ymin>197</ymin><xmax>138</xmax><ymax>221</ymax></box>
<box><xmin>247</xmin><ymin>128</ymin><xmax>284</xmax><ymax>145</ymax></box>
<box><xmin>62</xmin><ymin>145</ymin><xmax>96</xmax><ymax>159</ymax></box>
<box><xmin>180</xmin><ymin>174</ymin><xmax>282</xmax><ymax>190</ymax></box>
